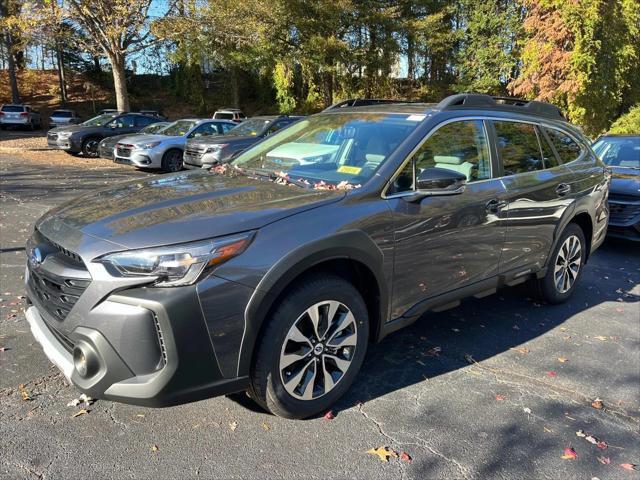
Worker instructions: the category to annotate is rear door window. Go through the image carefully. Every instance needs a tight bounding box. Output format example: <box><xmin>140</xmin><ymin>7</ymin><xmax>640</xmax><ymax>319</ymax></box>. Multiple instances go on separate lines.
<box><xmin>494</xmin><ymin>121</ymin><xmax>544</xmax><ymax>175</ymax></box>
<box><xmin>539</xmin><ymin>131</ymin><xmax>561</xmax><ymax>168</ymax></box>
<box><xmin>544</xmin><ymin>127</ymin><xmax>582</xmax><ymax>164</ymax></box>
<box><xmin>135</xmin><ymin>116</ymin><xmax>155</xmax><ymax>127</ymax></box>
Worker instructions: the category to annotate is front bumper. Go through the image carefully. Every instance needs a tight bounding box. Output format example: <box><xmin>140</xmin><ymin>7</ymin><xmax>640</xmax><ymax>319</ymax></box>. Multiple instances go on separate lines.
<box><xmin>183</xmin><ymin>150</ymin><xmax>223</xmax><ymax>170</ymax></box>
<box><xmin>114</xmin><ymin>148</ymin><xmax>163</xmax><ymax>168</ymax></box>
<box><xmin>607</xmin><ymin>197</ymin><xmax>640</xmax><ymax>241</ymax></box>
<box><xmin>25</xmin><ymin>246</ymin><xmax>252</xmax><ymax>406</ymax></box>
<box><xmin>47</xmin><ymin>136</ymin><xmax>81</xmax><ymax>152</ymax></box>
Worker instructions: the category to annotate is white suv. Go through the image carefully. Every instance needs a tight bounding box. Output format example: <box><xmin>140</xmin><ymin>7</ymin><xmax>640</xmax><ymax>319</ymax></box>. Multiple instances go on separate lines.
<box><xmin>0</xmin><ymin>104</ymin><xmax>42</xmax><ymax>129</ymax></box>
<box><xmin>212</xmin><ymin>108</ymin><xmax>246</xmax><ymax>123</ymax></box>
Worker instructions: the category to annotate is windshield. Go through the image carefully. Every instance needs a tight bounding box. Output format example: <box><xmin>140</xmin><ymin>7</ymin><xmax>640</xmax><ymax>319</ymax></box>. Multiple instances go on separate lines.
<box><xmin>227</xmin><ymin>118</ymin><xmax>271</xmax><ymax>137</ymax></box>
<box><xmin>160</xmin><ymin>120</ymin><xmax>197</xmax><ymax>136</ymax></box>
<box><xmin>82</xmin><ymin>114</ymin><xmax>115</xmax><ymax>127</ymax></box>
<box><xmin>230</xmin><ymin>113</ymin><xmax>423</xmax><ymax>186</ymax></box>
<box><xmin>141</xmin><ymin>122</ymin><xmax>169</xmax><ymax>134</ymax></box>
<box><xmin>593</xmin><ymin>137</ymin><xmax>640</xmax><ymax>168</ymax></box>
<box><xmin>52</xmin><ymin>110</ymin><xmax>73</xmax><ymax>117</ymax></box>
<box><xmin>214</xmin><ymin>112</ymin><xmax>234</xmax><ymax>120</ymax></box>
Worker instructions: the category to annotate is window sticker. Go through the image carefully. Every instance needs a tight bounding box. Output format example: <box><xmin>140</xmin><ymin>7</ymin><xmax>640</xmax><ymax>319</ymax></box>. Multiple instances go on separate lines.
<box><xmin>337</xmin><ymin>165</ymin><xmax>362</xmax><ymax>175</ymax></box>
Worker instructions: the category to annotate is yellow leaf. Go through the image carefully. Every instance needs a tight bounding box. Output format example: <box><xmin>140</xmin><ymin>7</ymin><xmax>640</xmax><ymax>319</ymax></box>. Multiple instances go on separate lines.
<box><xmin>151</xmin><ymin>444</ymin><xmax>159</xmax><ymax>452</ymax></box>
<box><xmin>367</xmin><ymin>446</ymin><xmax>398</xmax><ymax>463</ymax></box>
<box><xmin>557</xmin><ymin>357</ymin><xmax>568</xmax><ymax>363</ymax></box>
<box><xmin>229</xmin><ymin>421</ymin><xmax>238</xmax><ymax>431</ymax></box>
<box><xmin>72</xmin><ymin>408</ymin><xmax>88</xmax><ymax>418</ymax></box>
<box><xmin>594</xmin><ymin>336</ymin><xmax>607</xmax><ymax>341</ymax></box>
<box><xmin>261</xmin><ymin>422</ymin><xmax>270</xmax><ymax>431</ymax></box>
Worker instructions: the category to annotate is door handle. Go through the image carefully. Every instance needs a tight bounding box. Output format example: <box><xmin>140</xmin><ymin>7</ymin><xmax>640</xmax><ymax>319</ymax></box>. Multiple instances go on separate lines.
<box><xmin>485</xmin><ymin>199</ymin><xmax>507</xmax><ymax>213</ymax></box>
<box><xmin>556</xmin><ymin>183</ymin><xmax>571</xmax><ymax>196</ymax></box>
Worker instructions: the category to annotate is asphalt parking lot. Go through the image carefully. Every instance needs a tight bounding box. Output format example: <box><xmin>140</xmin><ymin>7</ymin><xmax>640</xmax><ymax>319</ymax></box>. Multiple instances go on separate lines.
<box><xmin>1</xmin><ymin>152</ymin><xmax>638</xmax><ymax>479</ymax></box>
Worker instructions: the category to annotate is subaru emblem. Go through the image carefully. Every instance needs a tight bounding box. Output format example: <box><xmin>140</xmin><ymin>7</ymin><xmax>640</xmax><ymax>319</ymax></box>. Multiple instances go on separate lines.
<box><xmin>28</xmin><ymin>246</ymin><xmax>43</xmax><ymax>269</ymax></box>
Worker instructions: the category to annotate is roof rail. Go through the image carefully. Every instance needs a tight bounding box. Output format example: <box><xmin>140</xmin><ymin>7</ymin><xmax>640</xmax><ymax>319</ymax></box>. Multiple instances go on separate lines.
<box><xmin>322</xmin><ymin>98</ymin><xmax>407</xmax><ymax>112</ymax></box>
<box><xmin>436</xmin><ymin>93</ymin><xmax>565</xmax><ymax>120</ymax></box>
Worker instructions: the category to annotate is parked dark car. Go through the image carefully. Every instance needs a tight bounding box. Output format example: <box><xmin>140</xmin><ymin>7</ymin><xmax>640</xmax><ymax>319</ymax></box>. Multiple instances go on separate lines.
<box><xmin>98</xmin><ymin>109</ymin><xmax>125</xmax><ymax>115</ymax></box>
<box><xmin>97</xmin><ymin>122</ymin><xmax>170</xmax><ymax>160</ymax></box>
<box><xmin>47</xmin><ymin>113</ymin><xmax>162</xmax><ymax>157</ymax></box>
<box><xmin>183</xmin><ymin>115</ymin><xmax>304</xmax><ymax>169</ymax></box>
<box><xmin>25</xmin><ymin>94</ymin><xmax>608</xmax><ymax>419</ymax></box>
<box><xmin>138</xmin><ymin>110</ymin><xmax>167</xmax><ymax>120</ymax></box>
<box><xmin>592</xmin><ymin>134</ymin><xmax>640</xmax><ymax>241</ymax></box>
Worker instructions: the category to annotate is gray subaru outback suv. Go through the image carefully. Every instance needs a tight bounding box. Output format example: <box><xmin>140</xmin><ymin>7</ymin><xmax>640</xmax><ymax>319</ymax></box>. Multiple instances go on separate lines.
<box><xmin>25</xmin><ymin>94</ymin><xmax>609</xmax><ymax>419</ymax></box>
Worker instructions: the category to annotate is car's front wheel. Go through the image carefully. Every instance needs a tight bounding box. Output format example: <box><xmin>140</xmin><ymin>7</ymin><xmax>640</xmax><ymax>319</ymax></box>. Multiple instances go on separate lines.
<box><xmin>161</xmin><ymin>149</ymin><xmax>183</xmax><ymax>173</ymax></box>
<box><xmin>81</xmin><ymin>137</ymin><xmax>100</xmax><ymax>158</ymax></box>
<box><xmin>534</xmin><ymin>223</ymin><xmax>586</xmax><ymax>304</ymax></box>
<box><xmin>249</xmin><ymin>274</ymin><xmax>369</xmax><ymax>419</ymax></box>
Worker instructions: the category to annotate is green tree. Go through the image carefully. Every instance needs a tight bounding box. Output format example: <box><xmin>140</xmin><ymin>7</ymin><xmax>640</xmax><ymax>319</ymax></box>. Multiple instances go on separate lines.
<box><xmin>609</xmin><ymin>105</ymin><xmax>640</xmax><ymax>134</ymax></box>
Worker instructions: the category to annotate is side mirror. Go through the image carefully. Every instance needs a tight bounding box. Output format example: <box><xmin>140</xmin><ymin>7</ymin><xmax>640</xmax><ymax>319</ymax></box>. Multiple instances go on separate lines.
<box><xmin>404</xmin><ymin>167</ymin><xmax>466</xmax><ymax>201</ymax></box>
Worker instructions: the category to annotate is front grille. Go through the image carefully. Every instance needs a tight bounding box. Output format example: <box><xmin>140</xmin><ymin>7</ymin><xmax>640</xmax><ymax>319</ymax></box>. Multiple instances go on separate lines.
<box><xmin>116</xmin><ymin>144</ymin><xmax>133</xmax><ymax>158</ymax></box>
<box><xmin>609</xmin><ymin>199</ymin><xmax>640</xmax><ymax>225</ymax></box>
<box><xmin>47</xmin><ymin>132</ymin><xmax>58</xmax><ymax>141</ymax></box>
<box><xmin>184</xmin><ymin>146</ymin><xmax>205</xmax><ymax>164</ymax></box>
<box><xmin>28</xmin><ymin>266</ymin><xmax>90</xmax><ymax>322</ymax></box>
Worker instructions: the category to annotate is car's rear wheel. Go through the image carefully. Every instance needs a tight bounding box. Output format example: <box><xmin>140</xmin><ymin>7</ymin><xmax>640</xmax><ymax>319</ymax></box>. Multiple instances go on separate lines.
<box><xmin>534</xmin><ymin>223</ymin><xmax>586</xmax><ymax>304</ymax></box>
<box><xmin>161</xmin><ymin>149</ymin><xmax>183</xmax><ymax>173</ymax></box>
<box><xmin>81</xmin><ymin>137</ymin><xmax>100</xmax><ymax>158</ymax></box>
<box><xmin>248</xmin><ymin>274</ymin><xmax>369</xmax><ymax>419</ymax></box>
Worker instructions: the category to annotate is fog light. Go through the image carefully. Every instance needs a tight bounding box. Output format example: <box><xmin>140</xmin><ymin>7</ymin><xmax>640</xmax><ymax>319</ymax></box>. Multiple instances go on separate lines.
<box><xmin>73</xmin><ymin>345</ymin><xmax>98</xmax><ymax>378</ymax></box>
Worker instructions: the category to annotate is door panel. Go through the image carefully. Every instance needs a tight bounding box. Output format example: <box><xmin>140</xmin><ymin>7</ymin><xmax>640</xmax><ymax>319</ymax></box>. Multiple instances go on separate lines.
<box><xmin>388</xmin><ymin>180</ymin><xmax>508</xmax><ymax>318</ymax></box>
<box><xmin>492</xmin><ymin>120</ymin><xmax>577</xmax><ymax>272</ymax></box>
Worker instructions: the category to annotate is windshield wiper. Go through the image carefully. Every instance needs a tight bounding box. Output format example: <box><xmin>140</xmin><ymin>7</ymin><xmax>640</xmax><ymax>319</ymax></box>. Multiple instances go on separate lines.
<box><xmin>234</xmin><ymin>167</ymin><xmax>311</xmax><ymax>189</ymax></box>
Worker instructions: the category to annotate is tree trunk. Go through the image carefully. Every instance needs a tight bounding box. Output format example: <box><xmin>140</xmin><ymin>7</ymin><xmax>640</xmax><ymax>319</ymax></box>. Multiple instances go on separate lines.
<box><xmin>4</xmin><ymin>34</ymin><xmax>20</xmax><ymax>103</ymax></box>
<box><xmin>230</xmin><ymin>66</ymin><xmax>240</xmax><ymax>108</ymax></box>
<box><xmin>322</xmin><ymin>70</ymin><xmax>333</xmax><ymax>108</ymax></box>
<box><xmin>108</xmin><ymin>52</ymin><xmax>129</xmax><ymax>111</ymax></box>
<box><xmin>93</xmin><ymin>56</ymin><xmax>101</xmax><ymax>72</ymax></box>
<box><xmin>56</xmin><ymin>47</ymin><xmax>68</xmax><ymax>103</ymax></box>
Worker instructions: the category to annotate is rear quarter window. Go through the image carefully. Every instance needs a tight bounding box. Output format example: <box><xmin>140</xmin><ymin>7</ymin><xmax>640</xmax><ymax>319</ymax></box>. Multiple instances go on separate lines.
<box><xmin>494</xmin><ymin>121</ymin><xmax>544</xmax><ymax>175</ymax></box>
<box><xmin>545</xmin><ymin>127</ymin><xmax>583</xmax><ymax>164</ymax></box>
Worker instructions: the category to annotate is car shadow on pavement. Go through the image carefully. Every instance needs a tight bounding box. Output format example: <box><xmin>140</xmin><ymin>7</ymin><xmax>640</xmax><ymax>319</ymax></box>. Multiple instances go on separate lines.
<box><xmin>230</xmin><ymin>238</ymin><xmax>639</xmax><ymax>420</ymax></box>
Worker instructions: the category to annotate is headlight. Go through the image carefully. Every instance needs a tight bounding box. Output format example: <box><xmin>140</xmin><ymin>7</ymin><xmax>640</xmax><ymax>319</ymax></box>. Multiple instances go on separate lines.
<box><xmin>57</xmin><ymin>132</ymin><xmax>72</xmax><ymax>139</ymax></box>
<box><xmin>96</xmin><ymin>233</ymin><xmax>254</xmax><ymax>286</ymax></box>
<box><xmin>137</xmin><ymin>141</ymin><xmax>162</xmax><ymax>149</ymax></box>
<box><xmin>205</xmin><ymin>143</ymin><xmax>228</xmax><ymax>153</ymax></box>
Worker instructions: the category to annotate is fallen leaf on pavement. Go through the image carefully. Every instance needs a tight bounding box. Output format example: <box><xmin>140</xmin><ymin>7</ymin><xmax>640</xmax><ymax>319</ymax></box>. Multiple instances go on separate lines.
<box><xmin>523</xmin><ymin>407</ymin><xmax>532</xmax><ymax>414</ymax></box>
<box><xmin>510</xmin><ymin>347</ymin><xmax>529</xmax><ymax>354</ymax></box>
<box><xmin>151</xmin><ymin>444</ymin><xmax>159</xmax><ymax>452</ymax></box>
<box><xmin>594</xmin><ymin>336</ymin><xmax>608</xmax><ymax>341</ymax></box>
<box><xmin>261</xmin><ymin>422</ymin><xmax>270</xmax><ymax>431</ymax></box>
<box><xmin>67</xmin><ymin>398</ymin><xmax>81</xmax><ymax>407</ymax></box>
<box><xmin>596</xmin><ymin>441</ymin><xmax>607</xmax><ymax>450</ymax></box>
<box><xmin>495</xmin><ymin>394</ymin><xmax>506</xmax><ymax>401</ymax></box>
<box><xmin>229</xmin><ymin>421</ymin><xmax>238</xmax><ymax>431</ymax></box>
<box><xmin>399</xmin><ymin>452</ymin><xmax>412</xmax><ymax>463</ymax></box>
<box><xmin>597</xmin><ymin>456</ymin><xmax>611</xmax><ymax>465</ymax></box>
<box><xmin>576</xmin><ymin>430</ymin><xmax>587</xmax><ymax>437</ymax></box>
<box><xmin>425</xmin><ymin>347</ymin><xmax>441</xmax><ymax>357</ymax></box>
<box><xmin>0</xmin><ymin>347</ymin><xmax>8</xmax><ymax>352</ymax></box>
<box><xmin>72</xmin><ymin>409</ymin><xmax>89</xmax><ymax>418</ymax></box>
<box><xmin>620</xmin><ymin>463</ymin><xmax>637</xmax><ymax>471</ymax></box>
<box><xmin>547</xmin><ymin>371</ymin><xmax>558</xmax><ymax>377</ymax></box>
<box><xmin>18</xmin><ymin>384</ymin><xmax>31</xmax><ymax>401</ymax></box>
<box><xmin>543</xmin><ymin>426</ymin><xmax>553</xmax><ymax>433</ymax></box>
<box><xmin>323</xmin><ymin>410</ymin><xmax>335</xmax><ymax>420</ymax></box>
<box><xmin>557</xmin><ymin>357</ymin><xmax>568</xmax><ymax>363</ymax></box>
<box><xmin>591</xmin><ymin>398</ymin><xmax>604</xmax><ymax>409</ymax></box>
<box><xmin>561</xmin><ymin>447</ymin><xmax>578</xmax><ymax>460</ymax></box>
<box><xmin>367</xmin><ymin>447</ymin><xmax>398</xmax><ymax>463</ymax></box>
<box><xmin>585</xmin><ymin>435</ymin><xmax>598</xmax><ymax>445</ymax></box>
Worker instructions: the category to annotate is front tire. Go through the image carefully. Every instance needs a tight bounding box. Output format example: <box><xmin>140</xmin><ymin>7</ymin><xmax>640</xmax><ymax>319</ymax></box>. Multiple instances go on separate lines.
<box><xmin>249</xmin><ymin>274</ymin><xmax>369</xmax><ymax>419</ymax></box>
<box><xmin>534</xmin><ymin>223</ymin><xmax>586</xmax><ymax>304</ymax></box>
<box><xmin>161</xmin><ymin>149</ymin><xmax>183</xmax><ymax>173</ymax></box>
<box><xmin>81</xmin><ymin>137</ymin><xmax>100</xmax><ymax>158</ymax></box>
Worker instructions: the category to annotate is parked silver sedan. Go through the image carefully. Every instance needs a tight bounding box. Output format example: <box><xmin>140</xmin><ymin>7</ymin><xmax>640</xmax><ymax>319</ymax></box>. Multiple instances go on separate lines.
<box><xmin>113</xmin><ymin>119</ymin><xmax>236</xmax><ymax>172</ymax></box>
<box><xmin>48</xmin><ymin>109</ymin><xmax>82</xmax><ymax>129</ymax></box>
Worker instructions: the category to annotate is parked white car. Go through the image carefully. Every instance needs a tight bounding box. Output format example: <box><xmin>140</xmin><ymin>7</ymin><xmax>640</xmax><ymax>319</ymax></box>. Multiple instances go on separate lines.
<box><xmin>49</xmin><ymin>109</ymin><xmax>82</xmax><ymax>129</ymax></box>
<box><xmin>113</xmin><ymin>119</ymin><xmax>236</xmax><ymax>172</ymax></box>
<box><xmin>213</xmin><ymin>108</ymin><xmax>246</xmax><ymax>123</ymax></box>
<box><xmin>0</xmin><ymin>104</ymin><xmax>42</xmax><ymax>129</ymax></box>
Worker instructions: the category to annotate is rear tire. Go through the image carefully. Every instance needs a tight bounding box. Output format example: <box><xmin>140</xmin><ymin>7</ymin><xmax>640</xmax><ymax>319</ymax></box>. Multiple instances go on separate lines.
<box><xmin>161</xmin><ymin>149</ymin><xmax>183</xmax><ymax>173</ymax></box>
<box><xmin>248</xmin><ymin>274</ymin><xmax>369</xmax><ymax>419</ymax></box>
<box><xmin>534</xmin><ymin>223</ymin><xmax>586</xmax><ymax>304</ymax></box>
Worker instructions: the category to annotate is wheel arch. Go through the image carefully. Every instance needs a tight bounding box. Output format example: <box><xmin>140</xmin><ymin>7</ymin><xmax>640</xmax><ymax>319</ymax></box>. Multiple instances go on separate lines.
<box><xmin>237</xmin><ymin>230</ymin><xmax>389</xmax><ymax>377</ymax></box>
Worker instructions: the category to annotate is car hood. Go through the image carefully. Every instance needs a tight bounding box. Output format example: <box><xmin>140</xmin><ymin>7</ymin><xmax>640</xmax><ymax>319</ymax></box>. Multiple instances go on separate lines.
<box><xmin>100</xmin><ymin>134</ymin><xmax>129</xmax><ymax>147</ymax></box>
<box><xmin>36</xmin><ymin>171</ymin><xmax>344</xmax><ymax>250</ymax></box>
<box><xmin>50</xmin><ymin>124</ymin><xmax>100</xmax><ymax>135</ymax></box>
<box><xmin>609</xmin><ymin>167</ymin><xmax>640</xmax><ymax>196</ymax></box>
<box><xmin>188</xmin><ymin>134</ymin><xmax>256</xmax><ymax>147</ymax></box>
